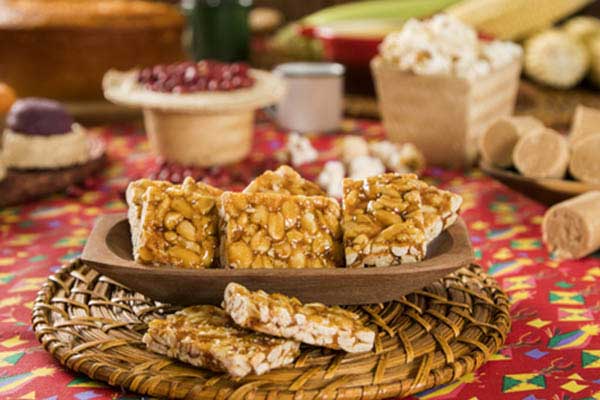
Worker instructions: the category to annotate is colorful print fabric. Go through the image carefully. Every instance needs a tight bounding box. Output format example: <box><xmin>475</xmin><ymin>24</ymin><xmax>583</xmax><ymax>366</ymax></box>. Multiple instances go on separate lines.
<box><xmin>0</xmin><ymin>120</ymin><xmax>598</xmax><ymax>399</ymax></box>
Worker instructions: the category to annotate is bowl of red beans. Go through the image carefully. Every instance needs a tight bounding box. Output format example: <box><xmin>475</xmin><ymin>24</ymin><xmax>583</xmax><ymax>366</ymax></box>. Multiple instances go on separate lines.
<box><xmin>103</xmin><ymin>60</ymin><xmax>285</xmax><ymax>166</ymax></box>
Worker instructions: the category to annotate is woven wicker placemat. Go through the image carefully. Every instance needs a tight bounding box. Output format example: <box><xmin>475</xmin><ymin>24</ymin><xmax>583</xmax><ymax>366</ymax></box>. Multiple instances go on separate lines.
<box><xmin>32</xmin><ymin>260</ymin><xmax>510</xmax><ymax>400</ymax></box>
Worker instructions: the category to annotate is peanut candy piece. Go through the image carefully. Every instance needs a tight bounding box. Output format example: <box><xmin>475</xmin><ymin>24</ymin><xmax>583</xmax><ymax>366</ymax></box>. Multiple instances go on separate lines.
<box><xmin>342</xmin><ymin>173</ymin><xmax>428</xmax><ymax>268</ymax></box>
<box><xmin>126</xmin><ymin>179</ymin><xmax>174</xmax><ymax>254</ymax></box>
<box><xmin>421</xmin><ymin>186</ymin><xmax>463</xmax><ymax>242</ymax></box>
<box><xmin>244</xmin><ymin>165</ymin><xmax>325</xmax><ymax>196</ymax></box>
<box><xmin>126</xmin><ymin>177</ymin><xmax>222</xmax><ymax>263</ymax></box>
<box><xmin>219</xmin><ymin>192</ymin><xmax>343</xmax><ymax>269</ymax></box>
<box><xmin>127</xmin><ymin>177</ymin><xmax>222</xmax><ymax>220</ymax></box>
<box><xmin>224</xmin><ymin>283</ymin><xmax>375</xmax><ymax>353</ymax></box>
<box><xmin>136</xmin><ymin>185</ymin><xmax>218</xmax><ymax>268</ymax></box>
<box><xmin>143</xmin><ymin>305</ymin><xmax>300</xmax><ymax>378</ymax></box>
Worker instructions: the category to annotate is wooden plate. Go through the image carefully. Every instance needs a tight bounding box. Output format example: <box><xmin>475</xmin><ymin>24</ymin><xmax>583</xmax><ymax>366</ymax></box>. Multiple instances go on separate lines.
<box><xmin>0</xmin><ymin>137</ymin><xmax>107</xmax><ymax>208</ymax></box>
<box><xmin>81</xmin><ymin>213</ymin><xmax>474</xmax><ymax>306</ymax></box>
<box><xmin>480</xmin><ymin>161</ymin><xmax>600</xmax><ymax>205</ymax></box>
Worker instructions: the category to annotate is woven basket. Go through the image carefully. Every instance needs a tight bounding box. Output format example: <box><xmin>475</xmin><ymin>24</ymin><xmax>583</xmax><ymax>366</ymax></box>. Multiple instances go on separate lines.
<box><xmin>32</xmin><ymin>260</ymin><xmax>510</xmax><ymax>400</ymax></box>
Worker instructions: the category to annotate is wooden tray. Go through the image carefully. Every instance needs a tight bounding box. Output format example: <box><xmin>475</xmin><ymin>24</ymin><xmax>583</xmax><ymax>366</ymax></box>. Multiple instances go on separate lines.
<box><xmin>33</xmin><ymin>259</ymin><xmax>510</xmax><ymax>400</ymax></box>
<box><xmin>81</xmin><ymin>213</ymin><xmax>474</xmax><ymax>306</ymax></box>
<box><xmin>480</xmin><ymin>161</ymin><xmax>600</xmax><ymax>205</ymax></box>
<box><xmin>0</xmin><ymin>137</ymin><xmax>107</xmax><ymax>208</ymax></box>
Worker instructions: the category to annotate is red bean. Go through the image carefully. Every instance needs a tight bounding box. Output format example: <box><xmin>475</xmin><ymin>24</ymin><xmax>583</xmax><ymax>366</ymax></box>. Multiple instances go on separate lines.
<box><xmin>138</xmin><ymin>61</ymin><xmax>254</xmax><ymax>93</ymax></box>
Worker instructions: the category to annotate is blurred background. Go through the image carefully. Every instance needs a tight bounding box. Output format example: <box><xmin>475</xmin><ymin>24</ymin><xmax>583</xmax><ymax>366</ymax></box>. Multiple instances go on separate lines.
<box><xmin>1</xmin><ymin>0</ymin><xmax>599</xmax><ymax>129</ymax></box>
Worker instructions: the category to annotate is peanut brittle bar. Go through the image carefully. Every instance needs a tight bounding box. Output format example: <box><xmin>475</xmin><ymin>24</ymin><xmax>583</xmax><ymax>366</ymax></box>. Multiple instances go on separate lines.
<box><xmin>224</xmin><ymin>283</ymin><xmax>375</xmax><ymax>353</ymax></box>
<box><xmin>126</xmin><ymin>179</ymin><xmax>174</xmax><ymax>254</ymax></box>
<box><xmin>219</xmin><ymin>192</ymin><xmax>343</xmax><ymax>268</ymax></box>
<box><xmin>136</xmin><ymin>185</ymin><xmax>218</xmax><ymax>268</ymax></box>
<box><xmin>244</xmin><ymin>165</ymin><xmax>325</xmax><ymax>196</ymax></box>
<box><xmin>143</xmin><ymin>305</ymin><xmax>300</xmax><ymax>378</ymax></box>
<box><xmin>126</xmin><ymin>177</ymin><xmax>222</xmax><ymax>253</ymax></box>
<box><xmin>421</xmin><ymin>186</ymin><xmax>462</xmax><ymax>242</ymax></box>
<box><xmin>342</xmin><ymin>173</ymin><xmax>428</xmax><ymax>268</ymax></box>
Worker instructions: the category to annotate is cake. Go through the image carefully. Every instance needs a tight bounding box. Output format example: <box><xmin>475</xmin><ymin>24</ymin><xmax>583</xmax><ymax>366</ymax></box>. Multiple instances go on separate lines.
<box><xmin>2</xmin><ymin>98</ymin><xmax>91</xmax><ymax>169</ymax></box>
<box><xmin>0</xmin><ymin>0</ymin><xmax>184</xmax><ymax>100</ymax></box>
<box><xmin>0</xmin><ymin>154</ymin><xmax>6</xmax><ymax>182</ymax></box>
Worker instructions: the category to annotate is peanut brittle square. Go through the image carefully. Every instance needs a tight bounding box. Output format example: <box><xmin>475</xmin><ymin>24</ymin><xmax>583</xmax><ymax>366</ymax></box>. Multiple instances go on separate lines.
<box><xmin>224</xmin><ymin>283</ymin><xmax>375</xmax><ymax>353</ymax></box>
<box><xmin>143</xmin><ymin>305</ymin><xmax>300</xmax><ymax>378</ymax></box>
<box><xmin>126</xmin><ymin>179</ymin><xmax>174</xmax><ymax>253</ymax></box>
<box><xmin>126</xmin><ymin>177</ymin><xmax>222</xmax><ymax>220</ymax></box>
<box><xmin>136</xmin><ymin>185</ymin><xmax>218</xmax><ymax>268</ymax></box>
<box><xmin>421</xmin><ymin>186</ymin><xmax>462</xmax><ymax>242</ymax></box>
<box><xmin>219</xmin><ymin>192</ymin><xmax>343</xmax><ymax>268</ymax></box>
<box><xmin>126</xmin><ymin>177</ymin><xmax>222</xmax><ymax>267</ymax></box>
<box><xmin>244</xmin><ymin>165</ymin><xmax>325</xmax><ymax>196</ymax></box>
<box><xmin>342</xmin><ymin>173</ymin><xmax>428</xmax><ymax>268</ymax></box>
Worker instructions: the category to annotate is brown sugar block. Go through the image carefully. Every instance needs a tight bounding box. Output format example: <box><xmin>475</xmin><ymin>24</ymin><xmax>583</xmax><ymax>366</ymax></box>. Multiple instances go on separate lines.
<box><xmin>569</xmin><ymin>134</ymin><xmax>600</xmax><ymax>184</ymax></box>
<box><xmin>513</xmin><ymin>129</ymin><xmax>570</xmax><ymax>179</ymax></box>
<box><xmin>570</xmin><ymin>105</ymin><xmax>600</xmax><ymax>144</ymax></box>
<box><xmin>479</xmin><ymin>116</ymin><xmax>545</xmax><ymax>167</ymax></box>
<box><xmin>542</xmin><ymin>191</ymin><xmax>600</xmax><ymax>259</ymax></box>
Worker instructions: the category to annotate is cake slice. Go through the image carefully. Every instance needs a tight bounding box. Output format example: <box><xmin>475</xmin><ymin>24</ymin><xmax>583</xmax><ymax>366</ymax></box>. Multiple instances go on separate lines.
<box><xmin>342</xmin><ymin>173</ymin><xmax>428</xmax><ymax>268</ymax></box>
<box><xmin>219</xmin><ymin>191</ymin><xmax>343</xmax><ymax>269</ymax></box>
<box><xmin>224</xmin><ymin>283</ymin><xmax>375</xmax><ymax>353</ymax></box>
<box><xmin>244</xmin><ymin>165</ymin><xmax>325</xmax><ymax>196</ymax></box>
<box><xmin>143</xmin><ymin>305</ymin><xmax>300</xmax><ymax>378</ymax></box>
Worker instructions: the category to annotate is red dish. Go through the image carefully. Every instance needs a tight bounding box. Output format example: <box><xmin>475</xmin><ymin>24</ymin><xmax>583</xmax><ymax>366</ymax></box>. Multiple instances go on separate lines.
<box><xmin>300</xmin><ymin>24</ymin><xmax>495</xmax><ymax>67</ymax></box>
<box><xmin>300</xmin><ymin>24</ymin><xmax>385</xmax><ymax>67</ymax></box>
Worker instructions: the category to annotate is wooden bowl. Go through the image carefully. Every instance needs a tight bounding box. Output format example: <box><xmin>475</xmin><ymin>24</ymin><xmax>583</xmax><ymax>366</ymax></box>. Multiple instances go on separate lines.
<box><xmin>480</xmin><ymin>161</ymin><xmax>600</xmax><ymax>205</ymax></box>
<box><xmin>81</xmin><ymin>213</ymin><xmax>474</xmax><ymax>306</ymax></box>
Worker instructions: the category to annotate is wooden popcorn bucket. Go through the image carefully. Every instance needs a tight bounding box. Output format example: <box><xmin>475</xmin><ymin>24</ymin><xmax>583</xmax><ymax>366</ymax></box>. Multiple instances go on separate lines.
<box><xmin>371</xmin><ymin>56</ymin><xmax>522</xmax><ymax>169</ymax></box>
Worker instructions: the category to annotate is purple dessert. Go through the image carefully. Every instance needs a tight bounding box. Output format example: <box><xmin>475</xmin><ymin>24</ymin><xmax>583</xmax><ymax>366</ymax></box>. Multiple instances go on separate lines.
<box><xmin>6</xmin><ymin>98</ymin><xmax>74</xmax><ymax>136</ymax></box>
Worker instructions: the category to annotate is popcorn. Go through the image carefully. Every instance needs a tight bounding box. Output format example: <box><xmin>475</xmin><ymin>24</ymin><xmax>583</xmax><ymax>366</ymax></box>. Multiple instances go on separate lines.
<box><xmin>348</xmin><ymin>155</ymin><xmax>385</xmax><ymax>180</ymax></box>
<box><xmin>341</xmin><ymin>136</ymin><xmax>369</xmax><ymax>165</ymax></box>
<box><xmin>317</xmin><ymin>160</ymin><xmax>346</xmax><ymax>198</ymax></box>
<box><xmin>287</xmin><ymin>133</ymin><xmax>318</xmax><ymax>167</ymax></box>
<box><xmin>379</xmin><ymin>14</ymin><xmax>522</xmax><ymax>80</ymax></box>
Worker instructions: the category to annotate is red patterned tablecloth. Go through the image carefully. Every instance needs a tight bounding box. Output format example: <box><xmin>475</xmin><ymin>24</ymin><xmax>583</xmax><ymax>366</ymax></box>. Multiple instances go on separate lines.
<box><xmin>0</xmin><ymin>120</ymin><xmax>599</xmax><ymax>400</ymax></box>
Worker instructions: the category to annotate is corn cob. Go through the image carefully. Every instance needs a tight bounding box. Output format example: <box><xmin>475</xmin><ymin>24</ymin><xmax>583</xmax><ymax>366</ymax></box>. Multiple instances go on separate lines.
<box><xmin>563</xmin><ymin>16</ymin><xmax>600</xmax><ymax>43</ymax></box>
<box><xmin>303</xmin><ymin>0</ymin><xmax>463</xmax><ymax>26</ymax></box>
<box><xmin>588</xmin><ymin>34</ymin><xmax>600</xmax><ymax>87</ymax></box>
<box><xmin>447</xmin><ymin>0</ymin><xmax>594</xmax><ymax>41</ymax></box>
<box><xmin>524</xmin><ymin>30</ymin><xmax>590</xmax><ymax>89</ymax></box>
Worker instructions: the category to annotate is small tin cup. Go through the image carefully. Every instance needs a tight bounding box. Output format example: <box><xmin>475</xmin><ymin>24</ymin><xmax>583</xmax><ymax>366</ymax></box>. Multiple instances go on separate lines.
<box><xmin>273</xmin><ymin>62</ymin><xmax>345</xmax><ymax>133</ymax></box>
